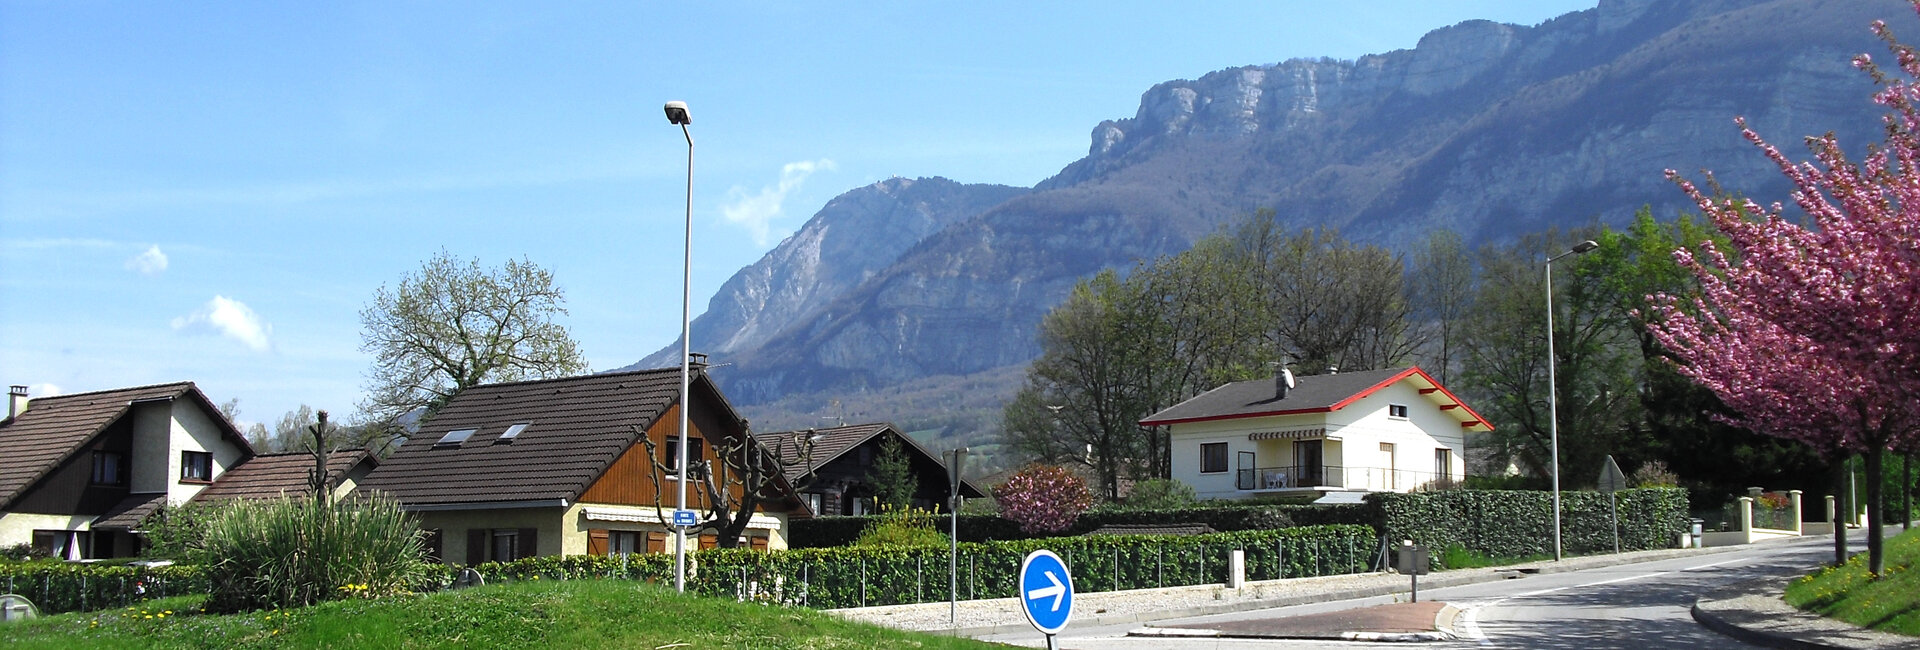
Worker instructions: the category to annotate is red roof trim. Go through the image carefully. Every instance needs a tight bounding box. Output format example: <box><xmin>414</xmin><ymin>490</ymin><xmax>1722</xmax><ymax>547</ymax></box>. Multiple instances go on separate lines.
<box><xmin>1140</xmin><ymin>367</ymin><xmax>1494</xmax><ymax>432</ymax></box>
<box><xmin>1323</xmin><ymin>368</ymin><xmax>1421</xmax><ymax>412</ymax></box>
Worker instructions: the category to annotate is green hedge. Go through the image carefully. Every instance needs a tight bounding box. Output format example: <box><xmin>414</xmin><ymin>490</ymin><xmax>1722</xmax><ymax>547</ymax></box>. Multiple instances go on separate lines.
<box><xmin>789</xmin><ymin>504</ymin><xmax>1376</xmax><ymax>548</ymax></box>
<box><xmin>457</xmin><ymin>524</ymin><xmax>1377</xmax><ymax>609</ymax></box>
<box><xmin>0</xmin><ymin>563</ymin><xmax>205</xmax><ymax>615</ymax></box>
<box><xmin>1370</xmin><ymin>488</ymin><xmax>1688</xmax><ymax>565</ymax></box>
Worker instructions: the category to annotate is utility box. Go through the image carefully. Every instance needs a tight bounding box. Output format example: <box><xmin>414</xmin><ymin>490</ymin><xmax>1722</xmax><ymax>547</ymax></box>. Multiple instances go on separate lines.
<box><xmin>1397</xmin><ymin>545</ymin><xmax>1430</xmax><ymax>575</ymax></box>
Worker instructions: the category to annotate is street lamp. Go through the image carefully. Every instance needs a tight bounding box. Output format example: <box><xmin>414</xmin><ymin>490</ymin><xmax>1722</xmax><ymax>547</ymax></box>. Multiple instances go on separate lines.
<box><xmin>665</xmin><ymin>100</ymin><xmax>693</xmax><ymax>592</ymax></box>
<box><xmin>1545</xmin><ymin>239</ymin><xmax>1598</xmax><ymax>562</ymax></box>
<box><xmin>948</xmin><ymin>447</ymin><xmax>968</xmax><ymax>627</ymax></box>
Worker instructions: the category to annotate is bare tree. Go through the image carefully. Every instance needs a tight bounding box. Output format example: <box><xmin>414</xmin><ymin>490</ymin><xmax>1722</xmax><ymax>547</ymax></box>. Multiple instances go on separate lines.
<box><xmin>634</xmin><ymin>426</ymin><xmax>820</xmax><ymax>548</ymax></box>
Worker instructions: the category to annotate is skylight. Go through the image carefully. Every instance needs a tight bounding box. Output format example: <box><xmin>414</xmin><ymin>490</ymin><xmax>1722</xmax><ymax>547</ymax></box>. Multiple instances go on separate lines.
<box><xmin>497</xmin><ymin>423</ymin><xmax>530</xmax><ymax>443</ymax></box>
<box><xmin>436</xmin><ymin>428</ymin><xmax>477</xmax><ymax>446</ymax></box>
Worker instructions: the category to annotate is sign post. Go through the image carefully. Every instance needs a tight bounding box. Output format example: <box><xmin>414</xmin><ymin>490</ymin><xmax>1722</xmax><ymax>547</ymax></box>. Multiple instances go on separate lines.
<box><xmin>1598</xmin><ymin>455</ymin><xmax>1628</xmax><ymax>554</ymax></box>
<box><xmin>1018</xmin><ymin>549</ymin><xmax>1075</xmax><ymax>649</ymax></box>
<box><xmin>1397</xmin><ymin>541</ymin><xmax>1429</xmax><ymax>602</ymax></box>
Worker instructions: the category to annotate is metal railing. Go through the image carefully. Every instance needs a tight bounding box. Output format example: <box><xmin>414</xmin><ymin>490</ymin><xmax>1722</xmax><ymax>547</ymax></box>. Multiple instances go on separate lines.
<box><xmin>1236</xmin><ymin>465</ymin><xmax>1457</xmax><ymax>492</ymax></box>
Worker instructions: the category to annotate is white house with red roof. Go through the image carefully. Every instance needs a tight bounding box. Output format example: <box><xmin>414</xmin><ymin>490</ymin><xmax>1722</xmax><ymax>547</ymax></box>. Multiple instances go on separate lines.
<box><xmin>1139</xmin><ymin>367</ymin><xmax>1491</xmax><ymax>501</ymax></box>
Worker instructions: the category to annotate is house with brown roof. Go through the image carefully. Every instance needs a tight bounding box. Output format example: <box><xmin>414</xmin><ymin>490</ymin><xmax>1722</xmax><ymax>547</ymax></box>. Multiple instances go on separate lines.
<box><xmin>754</xmin><ymin>422</ymin><xmax>987</xmax><ymax>517</ymax></box>
<box><xmin>0</xmin><ymin>382</ymin><xmax>253</xmax><ymax>559</ymax></box>
<box><xmin>1139</xmin><ymin>367</ymin><xmax>1492</xmax><ymax>501</ymax></box>
<box><xmin>354</xmin><ymin>367</ymin><xmax>807</xmax><ymax>564</ymax></box>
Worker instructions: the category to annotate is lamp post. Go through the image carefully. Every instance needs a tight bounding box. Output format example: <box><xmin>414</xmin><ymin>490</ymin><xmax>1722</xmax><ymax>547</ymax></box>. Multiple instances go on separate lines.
<box><xmin>1545</xmin><ymin>239</ymin><xmax>1598</xmax><ymax>562</ymax></box>
<box><xmin>948</xmin><ymin>447</ymin><xmax>968</xmax><ymax>627</ymax></box>
<box><xmin>665</xmin><ymin>100</ymin><xmax>693</xmax><ymax>592</ymax></box>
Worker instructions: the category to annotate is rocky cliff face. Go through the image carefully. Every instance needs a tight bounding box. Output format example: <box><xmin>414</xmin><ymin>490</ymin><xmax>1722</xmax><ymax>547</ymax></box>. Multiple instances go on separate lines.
<box><xmin>636</xmin><ymin>0</ymin><xmax>1912</xmax><ymax>414</ymax></box>
<box><xmin>626</xmin><ymin>177</ymin><xmax>1025</xmax><ymax>371</ymax></box>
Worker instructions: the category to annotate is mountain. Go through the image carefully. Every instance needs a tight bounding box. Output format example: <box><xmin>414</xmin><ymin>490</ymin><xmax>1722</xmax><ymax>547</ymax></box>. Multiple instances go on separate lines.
<box><xmin>634</xmin><ymin>0</ymin><xmax>1913</xmax><ymax>444</ymax></box>
<box><xmin>625</xmin><ymin>177</ymin><xmax>1026</xmax><ymax>370</ymax></box>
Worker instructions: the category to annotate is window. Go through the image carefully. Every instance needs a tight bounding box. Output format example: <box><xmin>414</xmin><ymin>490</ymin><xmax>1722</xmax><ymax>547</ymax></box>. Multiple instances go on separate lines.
<box><xmin>496</xmin><ymin>423</ymin><xmax>530</xmax><ymax>443</ymax></box>
<box><xmin>491</xmin><ymin>529</ymin><xmax>519</xmax><ymax>562</ymax></box>
<box><xmin>180</xmin><ymin>451</ymin><xmax>213</xmax><ymax>482</ymax></box>
<box><xmin>31</xmin><ymin>530</ymin><xmax>84</xmax><ymax>560</ymax></box>
<box><xmin>435</xmin><ymin>428</ymin><xmax>476</xmax><ymax>446</ymax></box>
<box><xmin>1200</xmin><ymin>442</ymin><xmax>1229</xmax><ymax>474</ymax></box>
<box><xmin>664</xmin><ymin>436</ymin><xmax>706</xmax><ymax>475</ymax></box>
<box><xmin>803</xmin><ymin>492</ymin><xmax>824</xmax><ymax>515</ymax></box>
<box><xmin>1435</xmin><ymin>448</ymin><xmax>1453</xmax><ymax>481</ymax></box>
<box><xmin>91</xmin><ymin>451</ymin><xmax>126</xmax><ymax>486</ymax></box>
<box><xmin>611</xmin><ymin>531</ymin><xmax>640</xmax><ymax>556</ymax></box>
<box><xmin>1388</xmin><ymin>404</ymin><xmax>1410</xmax><ymax>419</ymax></box>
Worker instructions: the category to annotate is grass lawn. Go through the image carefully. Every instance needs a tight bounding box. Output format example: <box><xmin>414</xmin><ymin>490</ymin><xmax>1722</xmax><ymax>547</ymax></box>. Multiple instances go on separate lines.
<box><xmin>0</xmin><ymin>579</ymin><xmax>1012</xmax><ymax>649</ymax></box>
<box><xmin>1783</xmin><ymin>527</ymin><xmax>1920</xmax><ymax>637</ymax></box>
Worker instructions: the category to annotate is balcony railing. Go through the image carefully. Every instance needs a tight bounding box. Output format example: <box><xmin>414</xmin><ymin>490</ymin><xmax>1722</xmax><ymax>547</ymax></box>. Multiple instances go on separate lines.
<box><xmin>1236</xmin><ymin>464</ymin><xmax>1457</xmax><ymax>492</ymax></box>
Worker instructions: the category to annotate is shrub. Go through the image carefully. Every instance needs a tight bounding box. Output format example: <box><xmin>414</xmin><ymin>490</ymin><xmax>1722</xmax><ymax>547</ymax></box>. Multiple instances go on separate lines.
<box><xmin>853</xmin><ymin>504</ymin><xmax>949</xmax><ymax>548</ymax></box>
<box><xmin>995</xmin><ymin>464</ymin><xmax>1093</xmax><ymax>535</ymax></box>
<box><xmin>1371</xmin><ymin>488</ymin><xmax>1688</xmax><ymax>559</ymax></box>
<box><xmin>192</xmin><ymin>495</ymin><xmax>426</xmax><ymax>612</ymax></box>
<box><xmin>1632</xmin><ymin>461</ymin><xmax>1680</xmax><ymax>488</ymax></box>
<box><xmin>1119</xmin><ymin>478</ymin><xmax>1198</xmax><ymax>510</ymax></box>
<box><xmin>141</xmin><ymin>500</ymin><xmax>224</xmax><ymax>560</ymax></box>
<box><xmin>2</xmin><ymin>543</ymin><xmax>42</xmax><ymax>562</ymax></box>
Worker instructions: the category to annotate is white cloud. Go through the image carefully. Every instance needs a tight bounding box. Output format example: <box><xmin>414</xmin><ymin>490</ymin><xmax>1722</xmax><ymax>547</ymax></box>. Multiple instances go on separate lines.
<box><xmin>172</xmin><ymin>296</ymin><xmax>272</xmax><ymax>351</ymax></box>
<box><xmin>27</xmin><ymin>383</ymin><xmax>61</xmax><ymax>397</ymax></box>
<box><xmin>720</xmin><ymin>159</ymin><xmax>836</xmax><ymax>246</ymax></box>
<box><xmin>125</xmin><ymin>245</ymin><xmax>169</xmax><ymax>275</ymax></box>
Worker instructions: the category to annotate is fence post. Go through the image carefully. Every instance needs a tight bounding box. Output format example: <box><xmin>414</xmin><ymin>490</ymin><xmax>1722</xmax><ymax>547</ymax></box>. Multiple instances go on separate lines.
<box><xmin>917</xmin><ymin>555</ymin><xmax>924</xmax><ymax>604</ymax></box>
<box><xmin>802</xmin><ymin>562</ymin><xmax>810</xmax><ymax>608</ymax></box>
<box><xmin>1278</xmin><ymin>538</ymin><xmax>1286</xmax><ymax>579</ymax></box>
<box><xmin>859</xmin><ymin>556</ymin><xmax>866</xmax><ymax>608</ymax></box>
<box><xmin>1157</xmin><ymin>547</ymin><xmax>1164</xmax><ymax>587</ymax></box>
<box><xmin>1112</xmin><ymin>547</ymin><xmax>1119</xmax><ymax>592</ymax></box>
<box><xmin>968</xmin><ymin>553</ymin><xmax>976</xmax><ymax>600</ymax></box>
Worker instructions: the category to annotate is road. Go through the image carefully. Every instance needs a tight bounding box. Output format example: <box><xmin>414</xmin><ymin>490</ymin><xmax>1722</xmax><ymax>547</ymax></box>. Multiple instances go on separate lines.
<box><xmin>976</xmin><ymin>529</ymin><xmax>1881</xmax><ymax>649</ymax></box>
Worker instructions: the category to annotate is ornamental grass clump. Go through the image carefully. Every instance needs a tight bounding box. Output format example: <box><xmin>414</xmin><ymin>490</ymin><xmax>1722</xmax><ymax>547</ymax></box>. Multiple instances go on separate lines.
<box><xmin>191</xmin><ymin>494</ymin><xmax>425</xmax><ymax>613</ymax></box>
<box><xmin>853</xmin><ymin>504</ymin><xmax>948</xmax><ymax>548</ymax></box>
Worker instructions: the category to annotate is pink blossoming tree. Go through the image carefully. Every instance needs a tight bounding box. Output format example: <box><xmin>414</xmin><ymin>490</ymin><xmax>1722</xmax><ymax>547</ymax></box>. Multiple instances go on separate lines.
<box><xmin>1643</xmin><ymin>12</ymin><xmax>1920</xmax><ymax>576</ymax></box>
<box><xmin>995</xmin><ymin>464</ymin><xmax>1094</xmax><ymax>535</ymax></box>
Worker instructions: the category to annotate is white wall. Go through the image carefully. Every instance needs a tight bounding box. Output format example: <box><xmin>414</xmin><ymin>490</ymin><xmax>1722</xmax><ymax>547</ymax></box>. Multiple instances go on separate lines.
<box><xmin>168</xmin><ymin>398</ymin><xmax>246</xmax><ymax>504</ymax></box>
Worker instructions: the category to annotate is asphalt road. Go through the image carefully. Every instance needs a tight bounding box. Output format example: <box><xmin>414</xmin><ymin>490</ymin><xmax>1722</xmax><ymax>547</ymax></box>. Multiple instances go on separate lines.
<box><xmin>977</xmin><ymin>528</ymin><xmax>1883</xmax><ymax>649</ymax></box>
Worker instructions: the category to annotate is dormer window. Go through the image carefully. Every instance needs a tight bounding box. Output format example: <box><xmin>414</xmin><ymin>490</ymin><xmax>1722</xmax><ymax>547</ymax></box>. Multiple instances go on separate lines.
<box><xmin>495</xmin><ymin>423</ymin><xmax>530</xmax><ymax>444</ymax></box>
<box><xmin>91</xmin><ymin>451</ymin><xmax>126</xmax><ymax>486</ymax></box>
<box><xmin>1388</xmin><ymin>404</ymin><xmax>1410</xmax><ymax>420</ymax></box>
<box><xmin>181</xmin><ymin>451</ymin><xmax>213</xmax><ymax>483</ymax></box>
<box><xmin>436</xmin><ymin>428</ymin><xmax>477</xmax><ymax>447</ymax></box>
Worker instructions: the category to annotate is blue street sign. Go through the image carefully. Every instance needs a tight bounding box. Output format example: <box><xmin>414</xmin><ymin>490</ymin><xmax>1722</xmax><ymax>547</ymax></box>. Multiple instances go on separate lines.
<box><xmin>1018</xmin><ymin>549</ymin><xmax>1074</xmax><ymax>635</ymax></box>
<box><xmin>672</xmin><ymin>509</ymin><xmax>698</xmax><ymax>528</ymax></box>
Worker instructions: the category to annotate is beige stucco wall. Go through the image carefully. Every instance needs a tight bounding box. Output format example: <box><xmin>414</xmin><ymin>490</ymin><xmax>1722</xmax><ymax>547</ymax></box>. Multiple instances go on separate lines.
<box><xmin>126</xmin><ymin>398</ymin><xmax>245</xmax><ymax>504</ymax></box>
<box><xmin>0</xmin><ymin>512</ymin><xmax>96</xmax><ymax>547</ymax></box>
<box><xmin>412</xmin><ymin>502</ymin><xmax>792</xmax><ymax>563</ymax></box>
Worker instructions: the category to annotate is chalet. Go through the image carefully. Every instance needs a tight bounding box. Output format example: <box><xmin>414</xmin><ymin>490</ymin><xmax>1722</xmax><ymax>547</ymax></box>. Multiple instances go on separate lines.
<box><xmin>755</xmin><ymin>422</ymin><xmax>987</xmax><ymax>516</ymax></box>
<box><xmin>0</xmin><ymin>382</ymin><xmax>252</xmax><ymax>558</ymax></box>
<box><xmin>354</xmin><ymin>367</ymin><xmax>807</xmax><ymax>564</ymax></box>
<box><xmin>1140</xmin><ymin>367</ymin><xmax>1491</xmax><ymax>501</ymax></box>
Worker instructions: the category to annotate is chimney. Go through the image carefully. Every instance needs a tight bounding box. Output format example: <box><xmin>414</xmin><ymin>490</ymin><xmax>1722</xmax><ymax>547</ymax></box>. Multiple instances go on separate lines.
<box><xmin>1273</xmin><ymin>370</ymin><xmax>1289</xmax><ymax>400</ymax></box>
<box><xmin>8</xmin><ymin>385</ymin><xmax>27</xmax><ymax>420</ymax></box>
<box><xmin>689</xmin><ymin>352</ymin><xmax>710</xmax><ymax>368</ymax></box>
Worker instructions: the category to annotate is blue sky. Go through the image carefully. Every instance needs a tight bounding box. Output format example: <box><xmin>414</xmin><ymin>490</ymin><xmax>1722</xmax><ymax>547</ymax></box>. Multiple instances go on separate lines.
<box><xmin>1</xmin><ymin>1</ymin><xmax>1595</xmax><ymax>431</ymax></box>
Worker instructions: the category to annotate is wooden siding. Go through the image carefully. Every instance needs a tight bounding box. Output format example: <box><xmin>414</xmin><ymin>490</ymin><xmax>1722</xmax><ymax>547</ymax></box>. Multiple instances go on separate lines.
<box><xmin>579</xmin><ymin>404</ymin><xmax>748</xmax><ymax>509</ymax></box>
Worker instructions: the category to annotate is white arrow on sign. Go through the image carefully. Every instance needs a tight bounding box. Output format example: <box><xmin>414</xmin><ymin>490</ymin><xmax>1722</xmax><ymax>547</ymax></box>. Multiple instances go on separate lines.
<box><xmin>1026</xmin><ymin>570</ymin><xmax>1066</xmax><ymax>612</ymax></box>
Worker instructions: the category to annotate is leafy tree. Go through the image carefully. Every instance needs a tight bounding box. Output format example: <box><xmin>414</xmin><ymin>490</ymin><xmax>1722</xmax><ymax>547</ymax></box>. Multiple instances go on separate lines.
<box><xmin>867</xmin><ymin>434</ymin><xmax>916</xmax><ymax>512</ymax></box>
<box><xmin>1644</xmin><ymin>17</ymin><xmax>1920</xmax><ymax>574</ymax></box>
<box><xmin>1458</xmin><ymin>229</ymin><xmax>1641</xmax><ymax>482</ymax></box>
<box><xmin>995</xmin><ymin>464</ymin><xmax>1093</xmax><ymax>535</ymax></box>
<box><xmin>357</xmin><ymin>251</ymin><xmax>587</xmax><ymax>431</ymax></box>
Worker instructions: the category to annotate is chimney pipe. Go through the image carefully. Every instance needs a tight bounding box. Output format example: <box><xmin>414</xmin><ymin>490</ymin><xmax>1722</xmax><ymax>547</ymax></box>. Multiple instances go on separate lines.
<box><xmin>1274</xmin><ymin>372</ymin><xmax>1288</xmax><ymax>400</ymax></box>
<box><xmin>8</xmin><ymin>385</ymin><xmax>27</xmax><ymax>420</ymax></box>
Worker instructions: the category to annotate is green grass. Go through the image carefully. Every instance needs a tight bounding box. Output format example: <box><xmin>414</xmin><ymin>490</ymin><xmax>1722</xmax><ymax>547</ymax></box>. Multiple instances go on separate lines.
<box><xmin>1784</xmin><ymin>528</ymin><xmax>1920</xmax><ymax>637</ymax></box>
<box><xmin>1434</xmin><ymin>544</ymin><xmax>1550</xmax><ymax>570</ymax></box>
<box><xmin>0</xmin><ymin>579</ymin><xmax>1012</xmax><ymax>649</ymax></box>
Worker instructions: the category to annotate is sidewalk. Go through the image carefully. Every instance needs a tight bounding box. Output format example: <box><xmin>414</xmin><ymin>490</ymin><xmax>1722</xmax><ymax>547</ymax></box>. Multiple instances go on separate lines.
<box><xmin>829</xmin><ymin>535</ymin><xmax>1917</xmax><ymax>647</ymax></box>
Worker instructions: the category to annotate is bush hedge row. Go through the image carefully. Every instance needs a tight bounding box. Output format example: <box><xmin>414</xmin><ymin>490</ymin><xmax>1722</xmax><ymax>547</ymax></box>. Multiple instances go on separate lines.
<box><xmin>788</xmin><ymin>503</ymin><xmax>1376</xmax><ymax>548</ymax></box>
<box><xmin>0</xmin><ymin>562</ymin><xmax>204</xmax><ymax>615</ymax></box>
<box><xmin>1369</xmin><ymin>488</ymin><xmax>1688</xmax><ymax>565</ymax></box>
<box><xmin>445</xmin><ymin>523</ymin><xmax>1378</xmax><ymax>609</ymax></box>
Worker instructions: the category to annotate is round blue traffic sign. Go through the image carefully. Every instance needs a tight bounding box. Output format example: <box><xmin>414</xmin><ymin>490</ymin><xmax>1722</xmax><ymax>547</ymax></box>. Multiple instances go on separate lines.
<box><xmin>1018</xmin><ymin>549</ymin><xmax>1074</xmax><ymax>634</ymax></box>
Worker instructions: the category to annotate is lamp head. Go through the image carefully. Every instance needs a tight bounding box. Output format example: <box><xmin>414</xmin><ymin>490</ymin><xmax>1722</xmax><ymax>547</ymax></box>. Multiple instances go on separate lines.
<box><xmin>1571</xmin><ymin>240</ymin><xmax>1599</xmax><ymax>254</ymax></box>
<box><xmin>664</xmin><ymin>101</ymin><xmax>691</xmax><ymax>125</ymax></box>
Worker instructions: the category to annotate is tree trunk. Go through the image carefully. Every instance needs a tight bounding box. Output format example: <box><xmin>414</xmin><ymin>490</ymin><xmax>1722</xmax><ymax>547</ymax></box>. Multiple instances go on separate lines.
<box><xmin>1865</xmin><ymin>449</ymin><xmax>1885</xmax><ymax>576</ymax></box>
<box><xmin>1833</xmin><ymin>453</ymin><xmax>1849</xmax><ymax>567</ymax></box>
<box><xmin>1905</xmin><ymin>453</ymin><xmax>1912</xmax><ymax>532</ymax></box>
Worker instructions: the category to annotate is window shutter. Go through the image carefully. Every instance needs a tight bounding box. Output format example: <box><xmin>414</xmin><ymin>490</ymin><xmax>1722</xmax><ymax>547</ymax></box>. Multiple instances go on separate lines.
<box><xmin>646</xmin><ymin>532</ymin><xmax>666</xmax><ymax>553</ymax></box>
<box><xmin>587</xmin><ymin>529</ymin><xmax>609</xmax><ymax>556</ymax></box>
<box><xmin>424</xmin><ymin>529</ymin><xmax>444</xmax><ymax>562</ymax></box>
<box><xmin>466</xmin><ymin>529</ymin><xmax>486</xmax><ymax>565</ymax></box>
<box><xmin>750</xmin><ymin>535</ymin><xmax>768</xmax><ymax>551</ymax></box>
<box><xmin>698</xmin><ymin>533</ymin><xmax>718</xmax><ymax>550</ymax></box>
<box><xmin>517</xmin><ymin>528</ymin><xmax>538</xmax><ymax>560</ymax></box>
